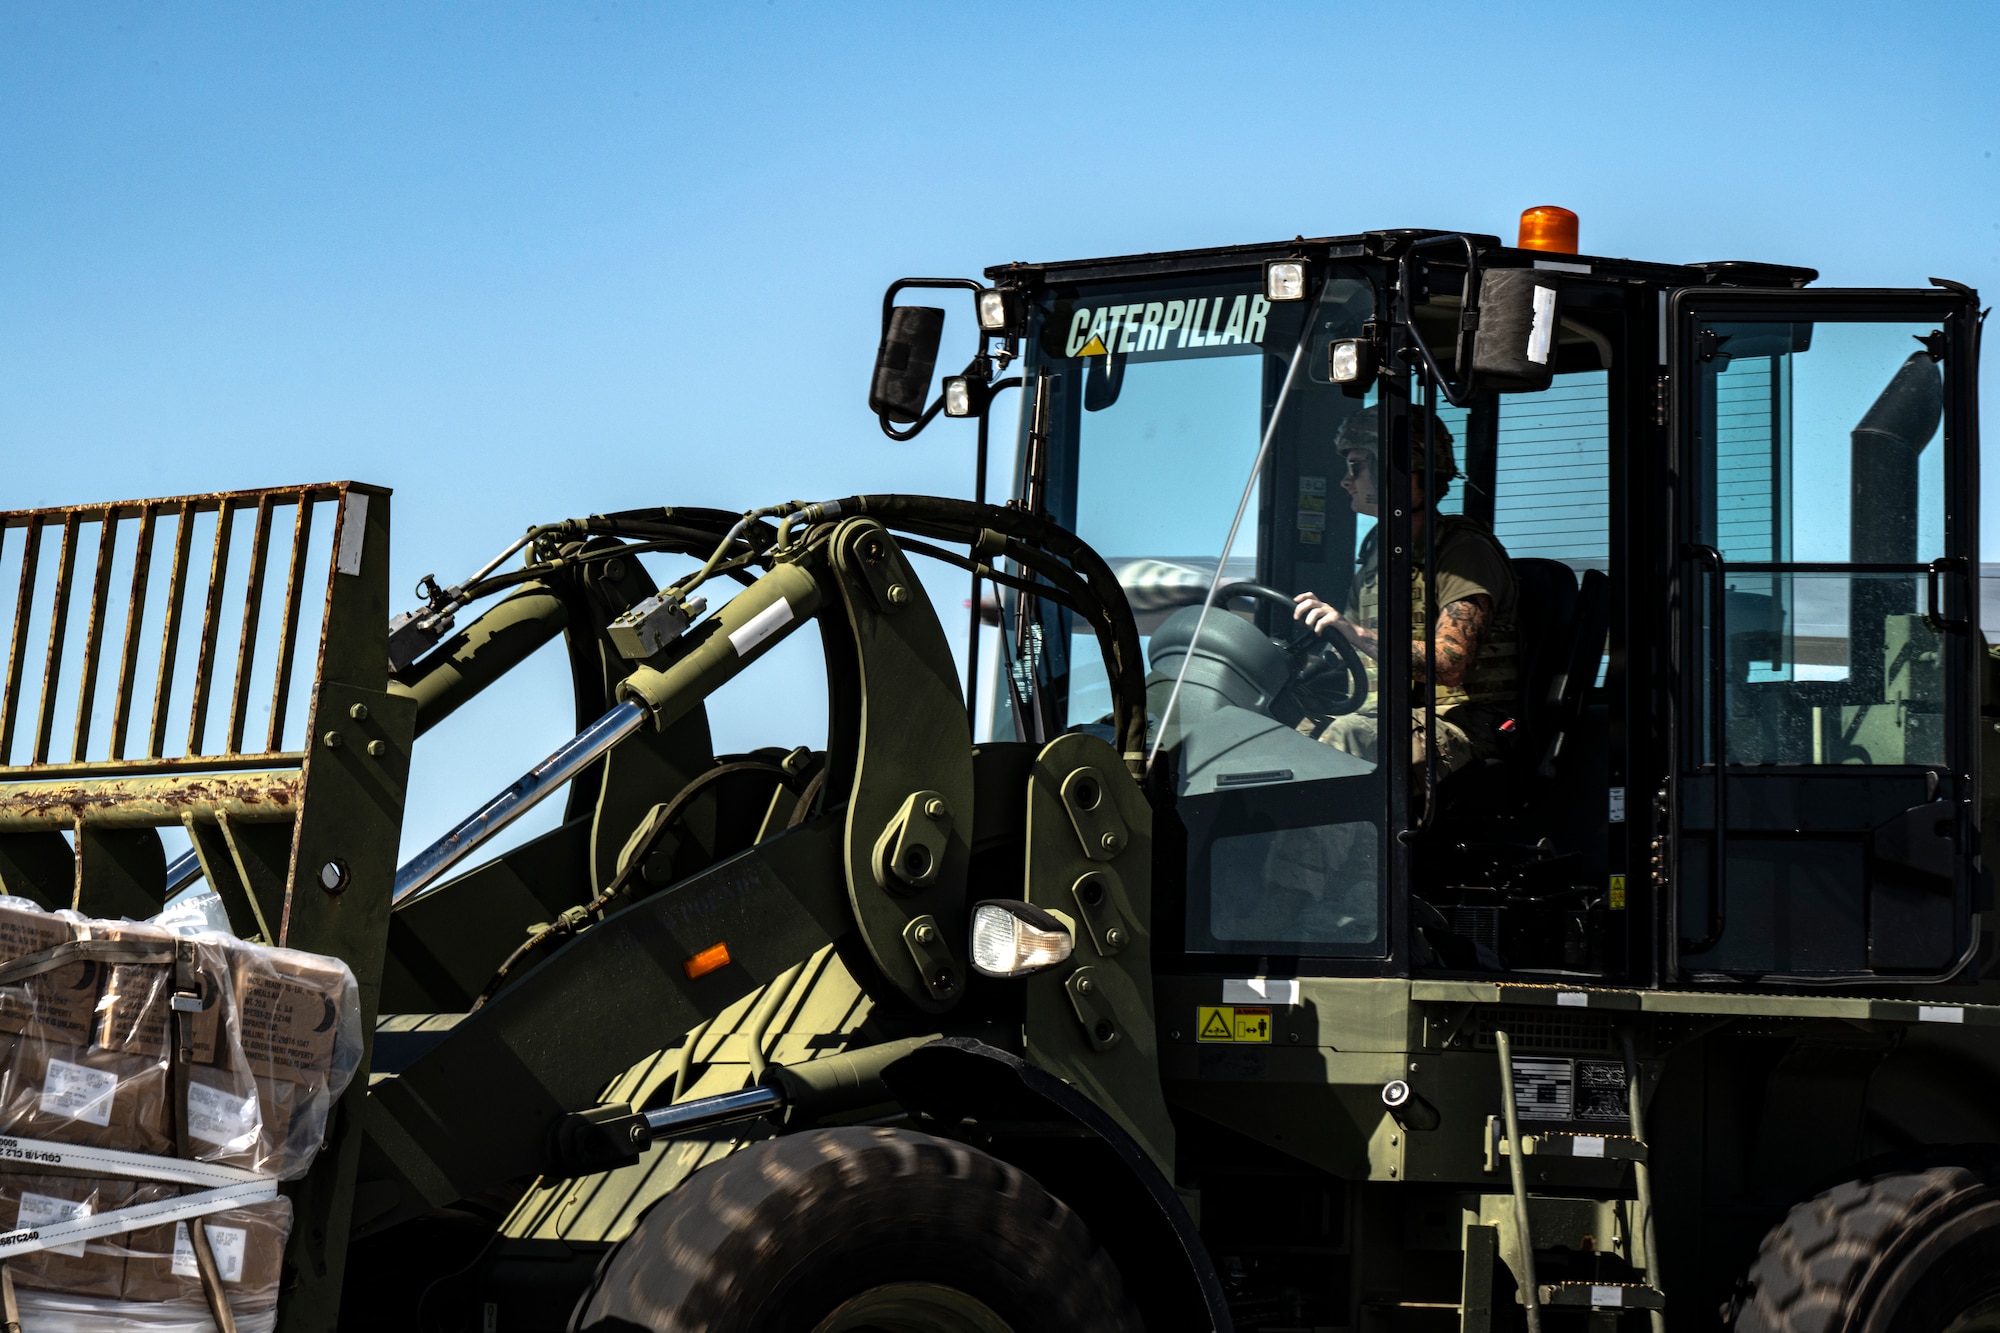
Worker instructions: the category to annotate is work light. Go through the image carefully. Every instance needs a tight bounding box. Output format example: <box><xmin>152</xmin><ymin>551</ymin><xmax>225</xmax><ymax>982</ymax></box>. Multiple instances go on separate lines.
<box><xmin>943</xmin><ymin>377</ymin><xmax>974</xmax><ymax>417</ymax></box>
<box><xmin>1329</xmin><ymin>338</ymin><xmax>1374</xmax><ymax>383</ymax></box>
<box><xmin>1265</xmin><ymin>260</ymin><xmax>1308</xmax><ymax>302</ymax></box>
<box><xmin>976</xmin><ymin>287</ymin><xmax>1021</xmax><ymax>334</ymax></box>
<box><xmin>970</xmin><ymin>900</ymin><xmax>1074</xmax><ymax>977</ymax></box>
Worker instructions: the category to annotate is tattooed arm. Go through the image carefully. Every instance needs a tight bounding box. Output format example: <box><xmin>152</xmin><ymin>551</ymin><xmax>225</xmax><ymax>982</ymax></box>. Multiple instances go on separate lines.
<box><xmin>1411</xmin><ymin>594</ymin><xmax>1491</xmax><ymax>689</ymax></box>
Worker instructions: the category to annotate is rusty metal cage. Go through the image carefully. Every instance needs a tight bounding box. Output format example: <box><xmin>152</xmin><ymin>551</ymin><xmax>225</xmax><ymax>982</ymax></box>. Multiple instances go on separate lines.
<box><xmin>0</xmin><ymin>482</ymin><xmax>400</xmax><ymax>940</ymax></box>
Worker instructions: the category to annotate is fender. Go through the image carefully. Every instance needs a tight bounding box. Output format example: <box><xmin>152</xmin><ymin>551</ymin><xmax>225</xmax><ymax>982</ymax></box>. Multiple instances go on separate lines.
<box><xmin>882</xmin><ymin>1038</ymin><xmax>1232</xmax><ymax>1333</ymax></box>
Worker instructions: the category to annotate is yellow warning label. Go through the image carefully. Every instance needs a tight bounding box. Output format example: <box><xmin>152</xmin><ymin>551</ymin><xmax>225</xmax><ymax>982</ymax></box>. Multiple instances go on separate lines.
<box><xmin>1609</xmin><ymin>874</ymin><xmax>1627</xmax><ymax>910</ymax></box>
<box><xmin>1197</xmin><ymin>1006</ymin><xmax>1272</xmax><ymax>1044</ymax></box>
<box><xmin>1075</xmin><ymin>333</ymin><xmax>1109</xmax><ymax>357</ymax></box>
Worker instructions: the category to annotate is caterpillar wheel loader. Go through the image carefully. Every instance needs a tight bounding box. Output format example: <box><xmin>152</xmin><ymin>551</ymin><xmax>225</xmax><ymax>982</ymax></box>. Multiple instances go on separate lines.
<box><xmin>1</xmin><ymin>206</ymin><xmax>1994</xmax><ymax>1332</ymax></box>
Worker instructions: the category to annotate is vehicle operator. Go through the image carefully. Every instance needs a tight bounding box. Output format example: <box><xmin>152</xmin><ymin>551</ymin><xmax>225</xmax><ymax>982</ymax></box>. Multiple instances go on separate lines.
<box><xmin>1290</xmin><ymin>407</ymin><xmax>1520</xmax><ymax>778</ymax></box>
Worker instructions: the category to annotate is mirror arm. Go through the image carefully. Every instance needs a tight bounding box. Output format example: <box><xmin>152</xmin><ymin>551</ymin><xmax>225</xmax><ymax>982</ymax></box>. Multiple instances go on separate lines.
<box><xmin>874</xmin><ymin>277</ymin><xmax>993</xmax><ymax>441</ymax></box>
<box><xmin>1394</xmin><ymin>233</ymin><xmax>1484</xmax><ymax>408</ymax></box>
<box><xmin>879</xmin><ymin>397</ymin><xmax>946</xmax><ymax>442</ymax></box>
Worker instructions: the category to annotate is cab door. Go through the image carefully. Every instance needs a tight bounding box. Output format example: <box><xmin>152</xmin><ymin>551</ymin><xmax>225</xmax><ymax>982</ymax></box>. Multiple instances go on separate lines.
<box><xmin>1668</xmin><ymin>287</ymin><xmax>1982</xmax><ymax>981</ymax></box>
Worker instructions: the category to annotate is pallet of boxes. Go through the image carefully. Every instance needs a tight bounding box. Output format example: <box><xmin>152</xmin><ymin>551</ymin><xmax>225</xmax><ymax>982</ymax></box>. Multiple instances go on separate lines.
<box><xmin>0</xmin><ymin>896</ymin><xmax>359</xmax><ymax>1333</ymax></box>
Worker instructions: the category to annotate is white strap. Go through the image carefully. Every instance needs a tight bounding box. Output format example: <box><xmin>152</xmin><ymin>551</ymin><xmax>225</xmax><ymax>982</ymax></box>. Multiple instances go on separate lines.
<box><xmin>0</xmin><ymin>1178</ymin><xmax>277</xmax><ymax>1259</ymax></box>
<box><xmin>0</xmin><ymin>1137</ymin><xmax>267</xmax><ymax>1190</ymax></box>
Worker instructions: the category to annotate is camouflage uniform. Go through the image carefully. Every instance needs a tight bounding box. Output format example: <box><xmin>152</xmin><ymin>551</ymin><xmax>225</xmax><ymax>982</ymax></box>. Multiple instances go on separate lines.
<box><xmin>1301</xmin><ymin>408</ymin><xmax>1520</xmax><ymax>777</ymax></box>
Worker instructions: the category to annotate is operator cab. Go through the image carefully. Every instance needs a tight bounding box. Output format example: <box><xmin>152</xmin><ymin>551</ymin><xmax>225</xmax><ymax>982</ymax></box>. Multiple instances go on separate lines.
<box><xmin>872</xmin><ymin>217</ymin><xmax>1983</xmax><ymax>992</ymax></box>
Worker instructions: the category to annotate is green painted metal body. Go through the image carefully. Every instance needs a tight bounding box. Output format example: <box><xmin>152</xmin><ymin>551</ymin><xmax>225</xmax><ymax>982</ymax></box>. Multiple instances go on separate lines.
<box><xmin>8</xmin><ymin>259</ymin><xmax>1992</xmax><ymax>1333</ymax></box>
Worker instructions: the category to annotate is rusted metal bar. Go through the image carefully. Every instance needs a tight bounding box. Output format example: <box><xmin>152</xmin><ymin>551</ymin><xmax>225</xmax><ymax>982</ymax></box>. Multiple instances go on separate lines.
<box><xmin>71</xmin><ymin>515</ymin><xmax>121</xmax><ymax>762</ymax></box>
<box><xmin>0</xmin><ymin>751</ymin><xmax>304</xmax><ymax>780</ymax></box>
<box><xmin>109</xmin><ymin>505</ymin><xmax>157</xmax><ymax>760</ymax></box>
<box><xmin>0</xmin><ymin>482</ymin><xmax>345</xmax><ymax>530</ymax></box>
<box><xmin>149</xmin><ymin>501</ymin><xmax>197</xmax><ymax>759</ymax></box>
<box><xmin>33</xmin><ymin>511</ymin><xmax>82</xmax><ymax>765</ymax></box>
<box><xmin>0</xmin><ymin>518</ymin><xmax>43</xmax><ymax>765</ymax></box>
<box><xmin>186</xmin><ymin>501</ymin><xmax>235</xmax><ymax>757</ymax></box>
<box><xmin>0</xmin><ymin>770</ymin><xmax>303</xmax><ymax>831</ymax></box>
<box><xmin>265</xmin><ymin>493</ymin><xmax>314</xmax><ymax>753</ymax></box>
<box><xmin>227</xmin><ymin>493</ymin><xmax>276</xmax><ymax>754</ymax></box>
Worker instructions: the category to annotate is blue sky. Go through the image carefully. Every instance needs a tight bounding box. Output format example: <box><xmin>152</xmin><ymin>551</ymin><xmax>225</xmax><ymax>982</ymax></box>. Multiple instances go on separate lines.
<box><xmin>2</xmin><ymin>2</ymin><xmax>1996</xmax><ymax>856</ymax></box>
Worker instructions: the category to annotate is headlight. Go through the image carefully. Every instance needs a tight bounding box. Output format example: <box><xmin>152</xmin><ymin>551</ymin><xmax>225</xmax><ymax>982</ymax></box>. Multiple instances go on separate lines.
<box><xmin>943</xmin><ymin>377</ymin><xmax>974</xmax><ymax>417</ymax></box>
<box><xmin>1264</xmin><ymin>260</ymin><xmax>1307</xmax><ymax>302</ymax></box>
<box><xmin>976</xmin><ymin>288</ymin><xmax>1018</xmax><ymax>333</ymax></box>
<box><xmin>1328</xmin><ymin>337</ymin><xmax>1374</xmax><ymax>384</ymax></box>
<box><xmin>970</xmin><ymin>900</ymin><xmax>1074</xmax><ymax>977</ymax></box>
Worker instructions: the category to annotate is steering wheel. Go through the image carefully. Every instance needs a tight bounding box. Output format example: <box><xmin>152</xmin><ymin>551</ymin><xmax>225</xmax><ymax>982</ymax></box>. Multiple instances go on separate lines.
<box><xmin>1218</xmin><ymin>582</ymin><xmax>1370</xmax><ymax>717</ymax></box>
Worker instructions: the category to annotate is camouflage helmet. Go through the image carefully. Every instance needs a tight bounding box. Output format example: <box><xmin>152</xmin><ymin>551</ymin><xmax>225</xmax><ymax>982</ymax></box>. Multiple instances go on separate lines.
<box><xmin>1334</xmin><ymin>405</ymin><xmax>1459</xmax><ymax>481</ymax></box>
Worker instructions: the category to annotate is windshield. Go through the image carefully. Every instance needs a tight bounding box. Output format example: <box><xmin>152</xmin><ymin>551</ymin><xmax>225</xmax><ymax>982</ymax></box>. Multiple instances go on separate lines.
<box><xmin>997</xmin><ymin>270</ymin><xmax>1391</xmax><ymax>960</ymax></box>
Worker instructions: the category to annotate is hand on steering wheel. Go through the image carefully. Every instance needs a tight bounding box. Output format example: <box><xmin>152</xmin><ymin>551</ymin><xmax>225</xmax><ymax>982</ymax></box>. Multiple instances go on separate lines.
<box><xmin>1218</xmin><ymin>582</ymin><xmax>1369</xmax><ymax>717</ymax></box>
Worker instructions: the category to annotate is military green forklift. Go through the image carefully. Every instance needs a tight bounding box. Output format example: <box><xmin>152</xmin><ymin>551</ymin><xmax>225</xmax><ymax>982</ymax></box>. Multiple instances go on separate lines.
<box><xmin>0</xmin><ymin>207</ymin><xmax>1990</xmax><ymax>1332</ymax></box>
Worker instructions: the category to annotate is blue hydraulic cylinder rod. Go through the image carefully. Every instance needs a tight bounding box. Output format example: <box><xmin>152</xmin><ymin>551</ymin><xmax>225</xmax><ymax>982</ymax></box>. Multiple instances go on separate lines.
<box><xmin>392</xmin><ymin>699</ymin><xmax>649</xmax><ymax>908</ymax></box>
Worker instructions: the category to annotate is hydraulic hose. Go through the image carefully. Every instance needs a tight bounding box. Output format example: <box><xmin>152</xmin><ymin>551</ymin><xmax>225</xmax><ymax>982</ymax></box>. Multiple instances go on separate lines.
<box><xmin>830</xmin><ymin>495</ymin><xmax>1147</xmax><ymax>773</ymax></box>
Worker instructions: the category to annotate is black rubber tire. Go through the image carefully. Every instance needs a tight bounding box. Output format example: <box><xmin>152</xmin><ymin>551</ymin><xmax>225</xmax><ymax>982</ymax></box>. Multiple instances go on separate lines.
<box><xmin>1731</xmin><ymin>1151</ymin><xmax>2000</xmax><ymax>1333</ymax></box>
<box><xmin>571</xmin><ymin>1126</ymin><xmax>1145</xmax><ymax>1333</ymax></box>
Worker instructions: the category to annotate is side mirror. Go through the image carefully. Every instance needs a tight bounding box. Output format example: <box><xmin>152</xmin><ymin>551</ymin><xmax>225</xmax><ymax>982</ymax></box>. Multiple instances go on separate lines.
<box><xmin>1469</xmin><ymin>268</ymin><xmax>1560</xmax><ymax>393</ymax></box>
<box><xmin>869</xmin><ymin>306</ymin><xmax>945</xmax><ymax>423</ymax></box>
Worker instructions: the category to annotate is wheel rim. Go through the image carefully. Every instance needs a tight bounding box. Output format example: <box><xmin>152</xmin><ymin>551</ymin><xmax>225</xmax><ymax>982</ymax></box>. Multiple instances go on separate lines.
<box><xmin>809</xmin><ymin>1281</ymin><xmax>1015</xmax><ymax>1333</ymax></box>
<box><xmin>1943</xmin><ymin>1294</ymin><xmax>2000</xmax><ymax>1333</ymax></box>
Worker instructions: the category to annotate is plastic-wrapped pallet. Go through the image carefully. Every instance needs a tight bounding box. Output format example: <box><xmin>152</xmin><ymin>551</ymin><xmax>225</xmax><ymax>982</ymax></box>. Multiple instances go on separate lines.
<box><xmin>0</xmin><ymin>897</ymin><xmax>359</xmax><ymax>1330</ymax></box>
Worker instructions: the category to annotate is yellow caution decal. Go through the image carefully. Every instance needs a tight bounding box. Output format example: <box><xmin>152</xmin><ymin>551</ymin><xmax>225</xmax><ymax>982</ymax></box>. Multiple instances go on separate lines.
<box><xmin>1075</xmin><ymin>333</ymin><xmax>1109</xmax><ymax>357</ymax></box>
<box><xmin>1196</xmin><ymin>1005</ymin><xmax>1271</xmax><ymax>1043</ymax></box>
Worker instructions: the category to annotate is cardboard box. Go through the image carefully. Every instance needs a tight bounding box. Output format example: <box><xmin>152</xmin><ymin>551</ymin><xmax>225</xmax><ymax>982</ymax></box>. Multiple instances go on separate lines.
<box><xmin>0</xmin><ymin>1175</ymin><xmax>134</xmax><ymax>1299</ymax></box>
<box><xmin>185</xmin><ymin>1065</ymin><xmax>296</xmax><ymax>1177</ymax></box>
<box><xmin>121</xmin><ymin>1195</ymin><xmax>290</xmax><ymax>1308</ymax></box>
<box><xmin>0</xmin><ymin>1043</ymin><xmax>170</xmax><ymax>1155</ymax></box>
<box><xmin>92</xmin><ymin>926</ymin><xmax>226</xmax><ymax>1067</ymax></box>
<box><xmin>0</xmin><ymin>904</ymin><xmax>97</xmax><ymax>1047</ymax></box>
<box><xmin>229</xmin><ymin>946</ymin><xmax>350</xmax><ymax>1087</ymax></box>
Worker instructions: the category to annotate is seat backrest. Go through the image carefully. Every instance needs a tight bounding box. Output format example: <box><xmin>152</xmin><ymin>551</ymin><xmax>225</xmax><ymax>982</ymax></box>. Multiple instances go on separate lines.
<box><xmin>1508</xmin><ymin>557</ymin><xmax>1580</xmax><ymax>743</ymax></box>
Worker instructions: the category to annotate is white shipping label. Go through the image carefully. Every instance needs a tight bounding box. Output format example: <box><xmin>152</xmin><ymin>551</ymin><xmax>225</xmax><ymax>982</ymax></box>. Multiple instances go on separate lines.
<box><xmin>1591</xmin><ymin>1284</ymin><xmax>1624</xmax><ymax>1307</ymax></box>
<box><xmin>187</xmin><ymin>1081</ymin><xmax>263</xmax><ymax>1150</ymax></box>
<box><xmin>1920</xmin><ymin>1005</ymin><xmax>1966</xmax><ymax>1024</ymax></box>
<box><xmin>1557</xmin><ymin>991</ymin><xmax>1589</xmax><ymax>1008</ymax></box>
<box><xmin>171</xmin><ymin>1222</ymin><xmax>246</xmax><ymax>1283</ymax></box>
<box><xmin>1526</xmin><ymin>285</ymin><xmax>1558</xmax><ymax>365</ymax></box>
<box><xmin>17</xmin><ymin>1191</ymin><xmax>91</xmax><ymax>1258</ymax></box>
<box><xmin>1572</xmin><ymin>1135</ymin><xmax>1606</xmax><ymax>1158</ymax></box>
<box><xmin>40</xmin><ymin>1059</ymin><xmax>117</xmax><ymax>1128</ymax></box>
<box><xmin>1608</xmin><ymin>787</ymin><xmax>1626</xmax><ymax>823</ymax></box>
<box><xmin>729</xmin><ymin>598</ymin><xmax>794</xmax><ymax>657</ymax></box>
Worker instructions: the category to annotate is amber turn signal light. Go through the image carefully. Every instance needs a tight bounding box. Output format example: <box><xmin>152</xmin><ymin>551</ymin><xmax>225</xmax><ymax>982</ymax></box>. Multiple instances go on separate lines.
<box><xmin>684</xmin><ymin>942</ymin><xmax>732</xmax><ymax>979</ymax></box>
<box><xmin>1517</xmin><ymin>205</ymin><xmax>1579</xmax><ymax>254</ymax></box>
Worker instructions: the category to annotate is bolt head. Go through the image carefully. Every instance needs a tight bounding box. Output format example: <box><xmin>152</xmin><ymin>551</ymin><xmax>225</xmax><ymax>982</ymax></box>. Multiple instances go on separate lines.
<box><xmin>923</xmin><ymin>797</ymin><xmax>946</xmax><ymax>819</ymax></box>
<box><xmin>366</xmin><ymin>739</ymin><xmax>388</xmax><ymax>757</ymax></box>
<box><xmin>348</xmin><ymin>702</ymin><xmax>370</xmax><ymax>721</ymax></box>
<box><xmin>914</xmin><ymin>923</ymin><xmax>937</xmax><ymax>944</ymax></box>
<box><xmin>886</xmin><ymin>584</ymin><xmax>910</xmax><ymax>605</ymax></box>
<box><xmin>1075</xmin><ymin>975</ymin><xmax>1093</xmax><ymax>993</ymax></box>
<box><xmin>1104</xmin><ymin>927</ymin><xmax>1125</xmax><ymax>947</ymax></box>
<box><xmin>1099</xmin><ymin>831</ymin><xmax>1120</xmax><ymax>852</ymax></box>
<box><xmin>321</xmin><ymin>730</ymin><xmax>343</xmax><ymax>749</ymax></box>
